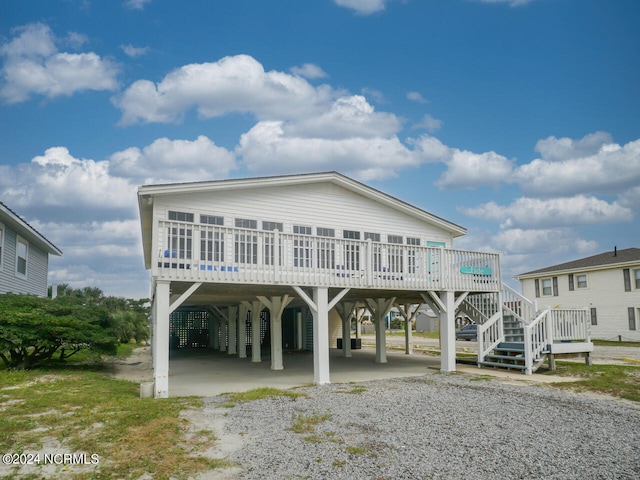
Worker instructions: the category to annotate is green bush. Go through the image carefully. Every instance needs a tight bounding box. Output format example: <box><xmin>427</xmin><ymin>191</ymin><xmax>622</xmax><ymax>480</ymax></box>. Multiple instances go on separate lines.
<box><xmin>0</xmin><ymin>293</ymin><xmax>118</xmax><ymax>369</ymax></box>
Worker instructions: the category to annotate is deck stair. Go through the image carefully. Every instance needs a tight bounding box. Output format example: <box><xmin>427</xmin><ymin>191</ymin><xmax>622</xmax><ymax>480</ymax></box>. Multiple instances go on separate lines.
<box><xmin>464</xmin><ymin>284</ymin><xmax>592</xmax><ymax>375</ymax></box>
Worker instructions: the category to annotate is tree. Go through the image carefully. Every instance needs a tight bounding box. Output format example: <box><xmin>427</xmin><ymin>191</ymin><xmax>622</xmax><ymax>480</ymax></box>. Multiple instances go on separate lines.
<box><xmin>0</xmin><ymin>294</ymin><xmax>118</xmax><ymax>369</ymax></box>
<box><xmin>110</xmin><ymin>309</ymin><xmax>150</xmax><ymax>344</ymax></box>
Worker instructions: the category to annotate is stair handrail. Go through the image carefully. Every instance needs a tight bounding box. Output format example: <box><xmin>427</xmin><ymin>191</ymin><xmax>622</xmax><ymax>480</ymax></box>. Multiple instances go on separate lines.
<box><xmin>477</xmin><ymin>311</ymin><xmax>504</xmax><ymax>366</ymax></box>
<box><xmin>502</xmin><ymin>283</ymin><xmax>537</xmax><ymax>325</ymax></box>
<box><xmin>459</xmin><ymin>298</ymin><xmax>491</xmax><ymax>325</ymax></box>
<box><xmin>523</xmin><ymin>309</ymin><xmax>551</xmax><ymax>375</ymax></box>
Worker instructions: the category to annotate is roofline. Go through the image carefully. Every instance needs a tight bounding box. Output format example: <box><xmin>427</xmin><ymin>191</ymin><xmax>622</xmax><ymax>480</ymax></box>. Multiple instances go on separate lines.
<box><xmin>0</xmin><ymin>202</ymin><xmax>63</xmax><ymax>256</ymax></box>
<box><xmin>514</xmin><ymin>259</ymin><xmax>640</xmax><ymax>280</ymax></box>
<box><xmin>137</xmin><ymin>171</ymin><xmax>467</xmax><ymax>237</ymax></box>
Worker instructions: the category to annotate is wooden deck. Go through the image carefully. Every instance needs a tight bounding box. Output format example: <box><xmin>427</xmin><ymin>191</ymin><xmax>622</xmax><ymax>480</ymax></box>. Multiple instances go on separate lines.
<box><xmin>153</xmin><ymin>220</ymin><xmax>501</xmax><ymax>293</ymax></box>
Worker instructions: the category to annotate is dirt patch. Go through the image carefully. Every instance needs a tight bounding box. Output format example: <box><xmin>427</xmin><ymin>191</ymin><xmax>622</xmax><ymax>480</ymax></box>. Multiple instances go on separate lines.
<box><xmin>109</xmin><ymin>346</ymin><xmax>154</xmax><ymax>383</ymax></box>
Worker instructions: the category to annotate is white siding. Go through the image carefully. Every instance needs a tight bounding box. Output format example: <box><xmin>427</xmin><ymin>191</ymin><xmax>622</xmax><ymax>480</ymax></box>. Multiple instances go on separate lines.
<box><xmin>153</xmin><ymin>182</ymin><xmax>454</xmax><ymax>246</ymax></box>
<box><xmin>0</xmin><ymin>225</ymin><xmax>49</xmax><ymax>297</ymax></box>
<box><xmin>521</xmin><ymin>267</ymin><xmax>640</xmax><ymax>341</ymax></box>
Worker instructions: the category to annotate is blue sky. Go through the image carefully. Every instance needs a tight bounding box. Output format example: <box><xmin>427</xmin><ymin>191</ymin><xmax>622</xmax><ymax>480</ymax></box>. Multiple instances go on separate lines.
<box><xmin>1</xmin><ymin>0</ymin><xmax>638</xmax><ymax>298</ymax></box>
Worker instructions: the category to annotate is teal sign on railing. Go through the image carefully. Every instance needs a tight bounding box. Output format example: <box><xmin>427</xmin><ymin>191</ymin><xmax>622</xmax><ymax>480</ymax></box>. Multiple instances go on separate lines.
<box><xmin>460</xmin><ymin>266</ymin><xmax>492</xmax><ymax>276</ymax></box>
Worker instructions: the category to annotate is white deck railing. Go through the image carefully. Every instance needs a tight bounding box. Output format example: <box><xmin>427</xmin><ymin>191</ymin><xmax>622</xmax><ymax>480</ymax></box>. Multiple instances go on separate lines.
<box><xmin>502</xmin><ymin>283</ymin><xmax>537</xmax><ymax>326</ymax></box>
<box><xmin>153</xmin><ymin>220</ymin><xmax>501</xmax><ymax>292</ymax></box>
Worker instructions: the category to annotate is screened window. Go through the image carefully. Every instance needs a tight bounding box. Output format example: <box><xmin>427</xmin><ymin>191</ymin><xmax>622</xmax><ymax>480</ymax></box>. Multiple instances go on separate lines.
<box><xmin>293</xmin><ymin>225</ymin><xmax>312</xmax><ymax>235</ymax></box>
<box><xmin>317</xmin><ymin>227</ymin><xmax>335</xmax><ymax>237</ymax></box>
<box><xmin>200</xmin><ymin>231</ymin><xmax>224</xmax><ymax>262</ymax></box>
<box><xmin>200</xmin><ymin>214</ymin><xmax>223</xmax><ymax>225</ymax></box>
<box><xmin>168</xmin><ymin>210</ymin><xmax>194</xmax><ymax>222</ymax></box>
<box><xmin>364</xmin><ymin>232</ymin><xmax>380</xmax><ymax>242</ymax></box>
<box><xmin>262</xmin><ymin>221</ymin><xmax>283</xmax><ymax>231</ymax></box>
<box><xmin>16</xmin><ymin>236</ymin><xmax>28</xmax><ymax>276</ymax></box>
<box><xmin>235</xmin><ymin>218</ymin><xmax>257</xmax><ymax>229</ymax></box>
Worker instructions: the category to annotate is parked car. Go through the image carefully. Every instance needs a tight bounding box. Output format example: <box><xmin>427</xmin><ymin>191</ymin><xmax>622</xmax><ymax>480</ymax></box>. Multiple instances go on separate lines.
<box><xmin>455</xmin><ymin>324</ymin><xmax>477</xmax><ymax>341</ymax></box>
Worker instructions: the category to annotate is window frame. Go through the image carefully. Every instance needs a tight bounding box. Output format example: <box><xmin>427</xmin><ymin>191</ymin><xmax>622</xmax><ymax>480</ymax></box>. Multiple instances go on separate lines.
<box><xmin>168</xmin><ymin>210</ymin><xmax>194</xmax><ymax>223</ymax></box>
<box><xmin>576</xmin><ymin>274</ymin><xmax>588</xmax><ymax>289</ymax></box>
<box><xmin>541</xmin><ymin>278</ymin><xmax>553</xmax><ymax>296</ymax></box>
<box><xmin>634</xmin><ymin>269</ymin><xmax>640</xmax><ymax>290</ymax></box>
<box><xmin>235</xmin><ymin>218</ymin><xmax>257</xmax><ymax>229</ymax></box>
<box><xmin>200</xmin><ymin>214</ymin><xmax>223</xmax><ymax>225</ymax></box>
<box><xmin>15</xmin><ymin>235</ymin><xmax>28</xmax><ymax>277</ymax></box>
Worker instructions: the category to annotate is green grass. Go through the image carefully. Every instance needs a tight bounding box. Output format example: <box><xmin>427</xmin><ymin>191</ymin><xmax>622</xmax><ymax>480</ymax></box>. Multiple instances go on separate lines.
<box><xmin>592</xmin><ymin>339</ymin><xmax>640</xmax><ymax>348</ymax></box>
<box><xmin>0</xmin><ymin>367</ymin><xmax>228</xmax><ymax>479</ymax></box>
<box><xmin>221</xmin><ymin>387</ymin><xmax>307</xmax><ymax>407</ymax></box>
<box><xmin>289</xmin><ymin>412</ymin><xmax>330</xmax><ymax>434</ymax></box>
<box><xmin>545</xmin><ymin>362</ymin><xmax>640</xmax><ymax>402</ymax></box>
<box><xmin>384</xmin><ymin>331</ymin><xmax>440</xmax><ymax>339</ymax></box>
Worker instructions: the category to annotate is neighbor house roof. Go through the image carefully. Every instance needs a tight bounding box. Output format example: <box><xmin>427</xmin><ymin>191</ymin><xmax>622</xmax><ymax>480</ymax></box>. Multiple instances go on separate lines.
<box><xmin>0</xmin><ymin>202</ymin><xmax>63</xmax><ymax>256</ymax></box>
<box><xmin>138</xmin><ymin>171</ymin><xmax>467</xmax><ymax>268</ymax></box>
<box><xmin>515</xmin><ymin>247</ymin><xmax>640</xmax><ymax>279</ymax></box>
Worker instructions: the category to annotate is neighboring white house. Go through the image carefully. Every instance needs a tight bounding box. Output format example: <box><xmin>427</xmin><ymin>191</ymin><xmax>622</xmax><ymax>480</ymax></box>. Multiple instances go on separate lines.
<box><xmin>0</xmin><ymin>202</ymin><xmax>62</xmax><ymax>297</ymax></box>
<box><xmin>137</xmin><ymin>172</ymin><xmax>536</xmax><ymax>397</ymax></box>
<box><xmin>515</xmin><ymin>247</ymin><xmax>640</xmax><ymax>342</ymax></box>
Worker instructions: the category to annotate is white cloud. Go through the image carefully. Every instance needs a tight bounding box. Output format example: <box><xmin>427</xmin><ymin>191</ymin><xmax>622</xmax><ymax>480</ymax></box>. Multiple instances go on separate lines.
<box><xmin>462</xmin><ymin>196</ymin><xmax>634</xmax><ymax>229</ymax></box>
<box><xmin>290</xmin><ymin>63</ymin><xmax>328</xmax><ymax>79</ymax></box>
<box><xmin>407</xmin><ymin>91</ymin><xmax>428</xmax><ymax>104</ymax></box>
<box><xmin>437</xmin><ymin>149</ymin><xmax>514</xmax><ymax>189</ymax></box>
<box><xmin>0</xmin><ymin>23</ymin><xmax>119</xmax><ymax>103</ymax></box>
<box><xmin>237</xmin><ymin>120</ymin><xmax>418</xmax><ymax>181</ymax></box>
<box><xmin>124</xmin><ymin>0</ymin><xmax>151</xmax><ymax>10</ymax></box>
<box><xmin>110</xmin><ymin>135</ymin><xmax>236</xmax><ymax>184</ymax></box>
<box><xmin>333</xmin><ymin>0</ymin><xmax>390</xmax><ymax>15</ymax></box>
<box><xmin>413</xmin><ymin>114</ymin><xmax>442</xmax><ymax>132</ymax></box>
<box><xmin>472</xmin><ymin>0</ymin><xmax>534</xmax><ymax>7</ymax></box>
<box><xmin>515</xmin><ymin>135</ymin><xmax>640</xmax><ymax>197</ymax></box>
<box><xmin>120</xmin><ymin>44</ymin><xmax>150</xmax><ymax>58</ymax></box>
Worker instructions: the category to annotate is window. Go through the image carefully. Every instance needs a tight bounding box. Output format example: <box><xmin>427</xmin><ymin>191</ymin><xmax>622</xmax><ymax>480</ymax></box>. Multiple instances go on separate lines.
<box><xmin>262</xmin><ymin>221</ymin><xmax>283</xmax><ymax>232</ymax></box>
<box><xmin>364</xmin><ymin>232</ymin><xmax>380</xmax><ymax>242</ymax></box>
<box><xmin>343</xmin><ymin>230</ymin><xmax>360</xmax><ymax>240</ymax></box>
<box><xmin>235</xmin><ymin>218</ymin><xmax>257</xmax><ymax>229</ymax></box>
<box><xmin>234</xmin><ymin>232</ymin><xmax>257</xmax><ymax>264</ymax></box>
<box><xmin>407</xmin><ymin>238</ymin><xmax>420</xmax><ymax>274</ymax></box>
<box><xmin>16</xmin><ymin>236</ymin><xmax>28</xmax><ymax>276</ymax></box>
<box><xmin>387</xmin><ymin>236</ymin><xmax>403</xmax><ymax>273</ymax></box>
<box><xmin>629</xmin><ymin>307</ymin><xmax>637</xmax><ymax>331</ymax></box>
<box><xmin>168</xmin><ymin>227</ymin><xmax>192</xmax><ymax>260</ymax></box>
<box><xmin>623</xmin><ymin>269</ymin><xmax>632</xmax><ymax>292</ymax></box>
<box><xmin>293</xmin><ymin>226</ymin><xmax>312</xmax><ymax>268</ymax></box>
<box><xmin>590</xmin><ymin>308</ymin><xmax>597</xmax><ymax>326</ymax></box>
<box><xmin>406</xmin><ymin>237</ymin><xmax>420</xmax><ymax>246</ymax></box>
<box><xmin>635</xmin><ymin>269</ymin><xmax>640</xmax><ymax>289</ymax></box>
<box><xmin>317</xmin><ymin>227</ymin><xmax>335</xmax><ymax>238</ymax></box>
<box><xmin>200</xmin><ymin>214</ymin><xmax>223</xmax><ymax>225</ymax></box>
<box><xmin>387</xmin><ymin>235</ymin><xmax>403</xmax><ymax>244</ymax></box>
<box><xmin>576</xmin><ymin>274</ymin><xmax>587</xmax><ymax>288</ymax></box>
<box><xmin>200</xmin><ymin>231</ymin><xmax>224</xmax><ymax>262</ymax></box>
<box><xmin>536</xmin><ymin>277</ymin><xmax>558</xmax><ymax>297</ymax></box>
<box><xmin>168</xmin><ymin>210</ymin><xmax>194</xmax><ymax>222</ymax></box>
<box><xmin>293</xmin><ymin>225</ymin><xmax>311</xmax><ymax>235</ymax></box>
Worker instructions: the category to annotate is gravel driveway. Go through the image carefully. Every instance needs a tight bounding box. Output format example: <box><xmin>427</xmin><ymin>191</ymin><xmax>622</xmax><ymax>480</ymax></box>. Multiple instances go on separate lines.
<box><xmin>202</xmin><ymin>371</ymin><xmax>640</xmax><ymax>480</ymax></box>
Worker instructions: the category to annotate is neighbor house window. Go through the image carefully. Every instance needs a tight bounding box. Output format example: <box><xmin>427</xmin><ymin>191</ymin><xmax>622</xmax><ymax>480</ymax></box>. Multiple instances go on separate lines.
<box><xmin>200</xmin><ymin>214</ymin><xmax>223</xmax><ymax>225</ymax></box>
<box><xmin>576</xmin><ymin>274</ymin><xmax>587</xmax><ymax>288</ymax></box>
<box><xmin>16</xmin><ymin>236</ymin><xmax>28</xmax><ymax>276</ymax></box>
<box><xmin>629</xmin><ymin>307</ymin><xmax>637</xmax><ymax>331</ymax></box>
<box><xmin>635</xmin><ymin>269</ymin><xmax>640</xmax><ymax>289</ymax></box>
<box><xmin>541</xmin><ymin>278</ymin><xmax>553</xmax><ymax>296</ymax></box>
<box><xmin>590</xmin><ymin>308</ymin><xmax>597</xmax><ymax>326</ymax></box>
<box><xmin>168</xmin><ymin>210</ymin><xmax>194</xmax><ymax>222</ymax></box>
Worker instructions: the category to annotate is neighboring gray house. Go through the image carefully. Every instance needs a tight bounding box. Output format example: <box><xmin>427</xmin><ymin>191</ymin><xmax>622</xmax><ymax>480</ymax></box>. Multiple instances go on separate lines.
<box><xmin>0</xmin><ymin>202</ymin><xmax>62</xmax><ymax>297</ymax></box>
<box><xmin>515</xmin><ymin>247</ymin><xmax>640</xmax><ymax>342</ymax></box>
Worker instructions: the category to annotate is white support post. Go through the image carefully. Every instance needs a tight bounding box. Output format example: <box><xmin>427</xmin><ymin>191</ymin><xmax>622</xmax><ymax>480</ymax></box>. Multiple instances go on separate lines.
<box><xmin>439</xmin><ymin>291</ymin><xmax>456</xmax><ymax>373</ymax></box>
<box><xmin>367</xmin><ymin>297</ymin><xmax>396</xmax><ymax>364</ymax></box>
<box><xmin>313</xmin><ymin>287</ymin><xmax>330</xmax><ymax>385</ymax></box>
<box><xmin>228</xmin><ymin>305</ymin><xmax>238</xmax><ymax>355</ymax></box>
<box><xmin>238</xmin><ymin>303</ymin><xmax>247</xmax><ymax>359</ymax></box>
<box><xmin>258</xmin><ymin>295</ymin><xmax>293</xmax><ymax>371</ymax></box>
<box><xmin>153</xmin><ymin>280</ymin><xmax>170</xmax><ymax>398</ymax></box>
